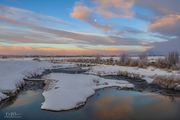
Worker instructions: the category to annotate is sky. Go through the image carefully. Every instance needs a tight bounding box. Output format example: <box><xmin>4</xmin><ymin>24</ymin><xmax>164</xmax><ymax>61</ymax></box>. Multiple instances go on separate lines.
<box><xmin>0</xmin><ymin>0</ymin><xmax>179</xmax><ymax>55</ymax></box>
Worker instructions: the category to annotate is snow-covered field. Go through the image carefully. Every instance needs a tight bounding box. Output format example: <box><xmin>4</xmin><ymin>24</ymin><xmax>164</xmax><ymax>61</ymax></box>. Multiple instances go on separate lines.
<box><xmin>0</xmin><ymin>59</ymin><xmax>76</xmax><ymax>102</ymax></box>
<box><xmin>0</xmin><ymin>60</ymin><xmax>55</xmax><ymax>101</ymax></box>
<box><xmin>1</xmin><ymin>56</ymin><xmax>163</xmax><ymax>62</ymax></box>
<box><xmin>0</xmin><ymin>60</ymin><xmax>53</xmax><ymax>92</ymax></box>
<box><xmin>41</xmin><ymin>73</ymin><xmax>134</xmax><ymax>111</ymax></box>
<box><xmin>87</xmin><ymin>65</ymin><xmax>180</xmax><ymax>83</ymax></box>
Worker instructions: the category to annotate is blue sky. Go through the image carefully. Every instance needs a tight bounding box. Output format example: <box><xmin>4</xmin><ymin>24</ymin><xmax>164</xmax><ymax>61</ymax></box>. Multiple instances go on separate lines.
<box><xmin>0</xmin><ymin>0</ymin><xmax>179</xmax><ymax>55</ymax></box>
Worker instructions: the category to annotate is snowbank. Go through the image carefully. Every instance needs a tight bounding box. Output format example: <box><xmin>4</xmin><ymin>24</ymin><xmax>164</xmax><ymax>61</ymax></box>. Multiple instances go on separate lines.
<box><xmin>0</xmin><ymin>59</ymin><xmax>78</xmax><ymax>102</ymax></box>
<box><xmin>87</xmin><ymin>65</ymin><xmax>180</xmax><ymax>83</ymax></box>
<box><xmin>0</xmin><ymin>60</ymin><xmax>54</xmax><ymax>93</ymax></box>
<box><xmin>41</xmin><ymin>73</ymin><xmax>134</xmax><ymax>111</ymax></box>
<box><xmin>0</xmin><ymin>92</ymin><xmax>8</xmax><ymax>101</ymax></box>
<box><xmin>0</xmin><ymin>60</ymin><xmax>78</xmax><ymax>92</ymax></box>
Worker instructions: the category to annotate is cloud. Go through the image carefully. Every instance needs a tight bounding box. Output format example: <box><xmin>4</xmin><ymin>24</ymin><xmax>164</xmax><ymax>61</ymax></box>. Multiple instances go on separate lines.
<box><xmin>0</xmin><ymin>5</ymin><xmax>71</xmax><ymax>26</ymax></box>
<box><xmin>149</xmin><ymin>14</ymin><xmax>180</xmax><ymax>36</ymax></box>
<box><xmin>93</xmin><ymin>0</ymin><xmax>134</xmax><ymax>18</ymax></box>
<box><xmin>147</xmin><ymin>39</ymin><xmax>180</xmax><ymax>55</ymax></box>
<box><xmin>71</xmin><ymin>0</ymin><xmax>135</xmax><ymax>31</ymax></box>
<box><xmin>149</xmin><ymin>15</ymin><xmax>180</xmax><ymax>30</ymax></box>
<box><xmin>0</xmin><ymin>45</ymin><xmax>145</xmax><ymax>55</ymax></box>
<box><xmin>0</xmin><ymin>5</ymin><xmax>151</xmax><ymax>47</ymax></box>
<box><xmin>132</xmin><ymin>0</ymin><xmax>180</xmax><ymax>38</ymax></box>
<box><xmin>135</xmin><ymin>0</ymin><xmax>180</xmax><ymax>16</ymax></box>
<box><xmin>71</xmin><ymin>2</ymin><xmax>112</xmax><ymax>31</ymax></box>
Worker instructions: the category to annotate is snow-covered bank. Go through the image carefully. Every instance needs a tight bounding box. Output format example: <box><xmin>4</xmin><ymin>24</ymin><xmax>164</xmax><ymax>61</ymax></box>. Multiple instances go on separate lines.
<box><xmin>0</xmin><ymin>59</ymin><xmax>78</xmax><ymax>102</ymax></box>
<box><xmin>41</xmin><ymin>73</ymin><xmax>134</xmax><ymax>111</ymax></box>
<box><xmin>0</xmin><ymin>92</ymin><xmax>8</xmax><ymax>101</ymax></box>
<box><xmin>0</xmin><ymin>60</ymin><xmax>54</xmax><ymax>93</ymax></box>
<box><xmin>87</xmin><ymin>65</ymin><xmax>180</xmax><ymax>83</ymax></box>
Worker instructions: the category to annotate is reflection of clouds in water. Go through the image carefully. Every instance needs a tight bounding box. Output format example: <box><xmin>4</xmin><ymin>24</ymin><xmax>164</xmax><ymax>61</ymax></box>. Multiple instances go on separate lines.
<box><xmin>88</xmin><ymin>93</ymin><xmax>180</xmax><ymax>120</ymax></box>
<box><xmin>91</xmin><ymin>96</ymin><xmax>134</xmax><ymax>120</ymax></box>
<box><xmin>8</xmin><ymin>90</ymin><xmax>40</xmax><ymax>108</ymax></box>
<box><xmin>131</xmin><ymin>94</ymin><xmax>180</xmax><ymax>120</ymax></box>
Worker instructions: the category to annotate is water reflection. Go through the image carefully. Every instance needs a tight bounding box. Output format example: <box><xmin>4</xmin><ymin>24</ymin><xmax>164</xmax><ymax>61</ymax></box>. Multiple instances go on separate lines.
<box><xmin>91</xmin><ymin>96</ymin><xmax>133</xmax><ymax>120</ymax></box>
<box><xmin>7</xmin><ymin>90</ymin><xmax>41</xmax><ymax>108</ymax></box>
<box><xmin>86</xmin><ymin>90</ymin><xmax>180</xmax><ymax>120</ymax></box>
<box><xmin>0</xmin><ymin>88</ymin><xmax>180</xmax><ymax>120</ymax></box>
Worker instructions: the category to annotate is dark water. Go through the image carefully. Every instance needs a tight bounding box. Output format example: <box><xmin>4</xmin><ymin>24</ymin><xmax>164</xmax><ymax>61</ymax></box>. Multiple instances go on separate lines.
<box><xmin>0</xmin><ymin>88</ymin><xmax>180</xmax><ymax>120</ymax></box>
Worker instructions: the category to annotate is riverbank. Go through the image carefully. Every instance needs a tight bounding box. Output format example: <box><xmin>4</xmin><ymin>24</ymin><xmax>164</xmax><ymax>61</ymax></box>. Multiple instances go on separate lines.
<box><xmin>86</xmin><ymin>64</ymin><xmax>180</xmax><ymax>91</ymax></box>
<box><xmin>1</xmin><ymin>59</ymin><xmax>180</xmax><ymax>112</ymax></box>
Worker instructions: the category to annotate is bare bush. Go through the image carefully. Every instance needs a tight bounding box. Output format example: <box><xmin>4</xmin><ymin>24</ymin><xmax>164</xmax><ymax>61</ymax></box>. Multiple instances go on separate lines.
<box><xmin>119</xmin><ymin>54</ymin><xmax>131</xmax><ymax>66</ymax></box>
<box><xmin>138</xmin><ymin>53</ymin><xmax>148</xmax><ymax>68</ymax></box>
<box><xmin>166</xmin><ymin>51</ymin><xmax>179</xmax><ymax>69</ymax></box>
<box><xmin>15</xmin><ymin>80</ymin><xmax>25</xmax><ymax>89</ymax></box>
<box><xmin>153</xmin><ymin>75</ymin><xmax>180</xmax><ymax>90</ymax></box>
<box><xmin>129</xmin><ymin>59</ymin><xmax>139</xmax><ymax>67</ymax></box>
<box><xmin>95</xmin><ymin>56</ymin><xmax>101</xmax><ymax>63</ymax></box>
<box><xmin>156</xmin><ymin>58</ymin><xmax>168</xmax><ymax>69</ymax></box>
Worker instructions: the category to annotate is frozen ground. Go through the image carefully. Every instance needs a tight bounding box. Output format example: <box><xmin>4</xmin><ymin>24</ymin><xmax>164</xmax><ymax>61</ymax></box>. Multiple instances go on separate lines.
<box><xmin>0</xmin><ymin>59</ymin><xmax>76</xmax><ymax>101</ymax></box>
<box><xmin>0</xmin><ymin>60</ymin><xmax>54</xmax><ymax>92</ymax></box>
<box><xmin>0</xmin><ymin>92</ymin><xmax>8</xmax><ymax>101</ymax></box>
<box><xmin>41</xmin><ymin>73</ymin><xmax>134</xmax><ymax>111</ymax></box>
<box><xmin>87</xmin><ymin>65</ymin><xmax>180</xmax><ymax>83</ymax></box>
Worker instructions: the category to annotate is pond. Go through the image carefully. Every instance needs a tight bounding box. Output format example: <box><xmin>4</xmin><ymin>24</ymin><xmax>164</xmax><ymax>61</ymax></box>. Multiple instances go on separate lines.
<box><xmin>0</xmin><ymin>87</ymin><xmax>180</xmax><ymax>120</ymax></box>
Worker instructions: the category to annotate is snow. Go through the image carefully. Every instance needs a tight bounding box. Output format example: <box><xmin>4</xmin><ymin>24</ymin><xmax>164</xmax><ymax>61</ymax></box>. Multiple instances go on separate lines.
<box><xmin>0</xmin><ymin>59</ymin><xmax>78</xmax><ymax>102</ymax></box>
<box><xmin>87</xmin><ymin>65</ymin><xmax>180</xmax><ymax>83</ymax></box>
<box><xmin>0</xmin><ymin>92</ymin><xmax>8</xmax><ymax>101</ymax></box>
<box><xmin>0</xmin><ymin>60</ymin><xmax>54</xmax><ymax>92</ymax></box>
<box><xmin>0</xmin><ymin>59</ymin><xmax>78</xmax><ymax>92</ymax></box>
<box><xmin>41</xmin><ymin>73</ymin><xmax>134</xmax><ymax>111</ymax></box>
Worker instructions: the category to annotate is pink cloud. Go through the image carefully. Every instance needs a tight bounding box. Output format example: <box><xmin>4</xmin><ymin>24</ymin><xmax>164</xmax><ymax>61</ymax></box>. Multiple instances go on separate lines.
<box><xmin>94</xmin><ymin>0</ymin><xmax>134</xmax><ymax>18</ymax></box>
<box><xmin>71</xmin><ymin>2</ymin><xmax>112</xmax><ymax>31</ymax></box>
<box><xmin>149</xmin><ymin>14</ymin><xmax>180</xmax><ymax>31</ymax></box>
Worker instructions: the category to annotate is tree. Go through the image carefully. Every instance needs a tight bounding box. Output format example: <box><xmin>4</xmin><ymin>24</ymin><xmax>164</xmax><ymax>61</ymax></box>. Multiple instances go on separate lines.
<box><xmin>119</xmin><ymin>54</ymin><xmax>129</xmax><ymax>65</ymax></box>
<box><xmin>95</xmin><ymin>55</ymin><xmax>101</xmax><ymax>63</ymax></box>
<box><xmin>138</xmin><ymin>53</ymin><xmax>148</xmax><ymax>68</ymax></box>
<box><xmin>167</xmin><ymin>51</ymin><xmax>179</xmax><ymax>65</ymax></box>
<box><xmin>166</xmin><ymin>51</ymin><xmax>179</xmax><ymax>69</ymax></box>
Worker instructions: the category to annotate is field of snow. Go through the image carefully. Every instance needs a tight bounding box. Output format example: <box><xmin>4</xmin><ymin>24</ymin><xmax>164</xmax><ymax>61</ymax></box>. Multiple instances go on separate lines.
<box><xmin>41</xmin><ymin>73</ymin><xmax>134</xmax><ymax>111</ymax></box>
<box><xmin>87</xmin><ymin>65</ymin><xmax>180</xmax><ymax>83</ymax></box>
<box><xmin>0</xmin><ymin>59</ymin><xmax>78</xmax><ymax>102</ymax></box>
<box><xmin>0</xmin><ymin>60</ymin><xmax>54</xmax><ymax>92</ymax></box>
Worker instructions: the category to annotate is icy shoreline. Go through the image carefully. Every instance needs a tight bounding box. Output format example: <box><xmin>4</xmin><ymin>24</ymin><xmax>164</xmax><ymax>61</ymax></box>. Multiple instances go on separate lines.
<box><xmin>1</xmin><ymin>59</ymin><xmax>180</xmax><ymax>111</ymax></box>
<box><xmin>87</xmin><ymin>65</ymin><xmax>180</xmax><ymax>83</ymax></box>
<box><xmin>41</xmin><ymin>73</ymin><xmax>134</xmax><ymax>111</ymax></box>
<box><xmin>0</xmin><ymin>59</ymin><xmax>77</xmax><ymax>102</ymax></box>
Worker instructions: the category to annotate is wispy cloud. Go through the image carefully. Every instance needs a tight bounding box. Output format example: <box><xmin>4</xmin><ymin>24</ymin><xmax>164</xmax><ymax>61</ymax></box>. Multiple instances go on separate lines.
<box><xmin>0</xmin><ymin>5</ymin><xmax>71</xmax><ymax>26</ymax></box>
<box><xmin>0</xmin><ymin>5</ymin><xmax>151</xmax><ymax>46</ymax></box>
<box><xmin>71</xmin><ymin>2</ymin><xmax>112</xmax><ymax>31</ymax></box>
<box><xmin>1</xmin><ymin>0</ymin><xmax>179</xmax><ymax>55</ymax></box>
<box><xmin>0</xmin><ymin>45</ymin><xmax>147</xmax><ymax>55</ymax></box>
<box><xmin>93</xmin><ymin>0</ymin><xmax>134</xmax><ymax>18</ymax></box>
<box><xmin>149</xmin><ymin>14</ymin><xmax>180</xmax><ymax>37</ymax></box>
<box><xmin>71</xmin><ymin>0</ymin><xmax>134</xmax><ymax>31</ymax></box>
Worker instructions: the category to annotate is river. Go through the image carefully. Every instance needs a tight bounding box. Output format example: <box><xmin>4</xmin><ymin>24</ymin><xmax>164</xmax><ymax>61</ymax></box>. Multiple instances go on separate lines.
<box><xmin>0</xmin><ymin>87</ymin><xmax>180</xmax><ymax>120</ymax></box>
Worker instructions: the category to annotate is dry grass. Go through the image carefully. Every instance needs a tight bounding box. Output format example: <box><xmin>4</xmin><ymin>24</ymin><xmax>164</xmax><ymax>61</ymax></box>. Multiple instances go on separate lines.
<box><xmin>153</xmin><ymin>75</ymin><xmax>180</xmax><ymax>89</ymax></box>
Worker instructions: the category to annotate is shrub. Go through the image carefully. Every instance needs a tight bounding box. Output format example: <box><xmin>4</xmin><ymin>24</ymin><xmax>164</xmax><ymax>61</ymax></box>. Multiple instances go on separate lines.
<box><xmin>166</xmin><ymin>51</ymin><xmax>179</xmax><ymax>69</ymax></box>
<box><xmin>138</xmin><ymin>53</ymin><xmax>148</xmax><ymax>68</ymax></box>
<box><xmin>119</xmin><ymin>54</ymin><xmax>130</xmax><ymax>66</ymax></box>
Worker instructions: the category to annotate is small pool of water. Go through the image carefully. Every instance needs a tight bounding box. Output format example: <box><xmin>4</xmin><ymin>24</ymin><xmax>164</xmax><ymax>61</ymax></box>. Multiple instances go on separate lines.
<box><xmin>0</xmin><ymin>88</ymin><xmax>180</xmax><ymax>120</ymax></box>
